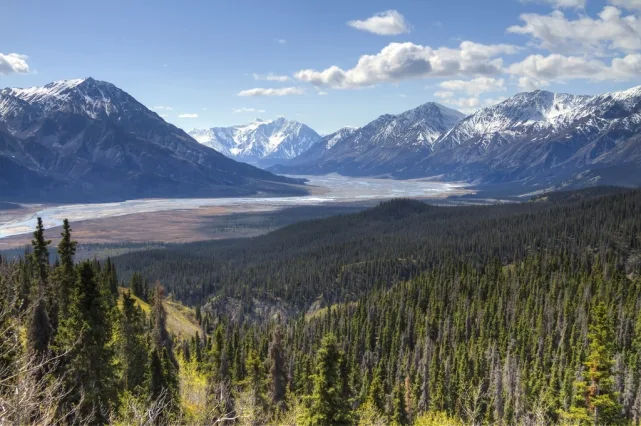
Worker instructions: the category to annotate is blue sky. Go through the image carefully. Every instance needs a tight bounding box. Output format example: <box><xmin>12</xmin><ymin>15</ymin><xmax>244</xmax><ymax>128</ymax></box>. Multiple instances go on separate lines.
<box><xmin>1</xmin><ymin>0</ymin><xmax>640</xmax><ymax>134</ymax></box>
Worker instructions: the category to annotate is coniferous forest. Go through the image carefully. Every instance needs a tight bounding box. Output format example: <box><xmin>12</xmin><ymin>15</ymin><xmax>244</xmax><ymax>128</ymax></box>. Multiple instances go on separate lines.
<box><xmin>2</xmin><ymin>187</ymin><xmax>641</xmax><ymax>425</ymax></box>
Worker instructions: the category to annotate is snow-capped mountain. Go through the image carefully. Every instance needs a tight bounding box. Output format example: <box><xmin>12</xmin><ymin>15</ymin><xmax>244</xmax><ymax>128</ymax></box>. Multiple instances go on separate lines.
<box><xmin>189</xmin><ymin>118</ymin><xmax>321</xmax><ymax>166</ymax></box>
<box><xmin>0</xmin><ymin>78</ymin><xmax>303</xmax><ymax>202</ymax></box>
<box><xmin>408</xmin><ymin>85</ymin><xmax>641</xmax><ymax>188</ymax></box>
<box><xmin>270</xmin><ymin>102</ymin><xmax>465</xmax><ymax>176</ymax></box>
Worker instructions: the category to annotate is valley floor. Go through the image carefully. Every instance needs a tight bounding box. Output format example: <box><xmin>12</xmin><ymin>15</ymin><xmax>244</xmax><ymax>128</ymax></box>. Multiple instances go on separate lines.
<box><xmin>0</xmin><ymin>175</ymin><xmax>471</xmax><ymax>248</ymax></box>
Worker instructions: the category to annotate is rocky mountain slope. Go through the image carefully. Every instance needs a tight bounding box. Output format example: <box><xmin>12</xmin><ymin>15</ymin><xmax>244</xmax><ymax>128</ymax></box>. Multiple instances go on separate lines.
<box><xmin>409</xmin><ymin>86</ymin><xmax>641</xmax><ymax>189</ymax></box>
<box><xmin>189</xmin><ymin>117</ymin><xmax>320</xmax><ymax>167</ymax></box>
<box><xmin>270</xmin><ymin>102</ymin><xmax>465</xmax><ymax>176</ymax></box>
<box><xmin>0</xmin><ymin>78</ymin><xmax>304</xmax><ymax>202</ymax></box>
<box><xmin>273</xmin><ymin>86</ymin><xmax>641</xmax><ymax>190</ymax></box>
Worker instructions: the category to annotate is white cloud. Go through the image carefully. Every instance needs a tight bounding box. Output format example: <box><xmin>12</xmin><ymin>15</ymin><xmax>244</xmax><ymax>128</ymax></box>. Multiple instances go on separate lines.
<box><xmin>347</xmin><ymin>10</ymin><xmax>411</xmax><ymax>35</ymax></box>
<box><xmin>317</xmin><ymin>91</ymin><xmax>328</xmax><ymax>96</ymax></box>
<box><xmin>508</xmin><ymin>7</ymin><xmax>641</xmax><ymax>55</ymax></box>
<box><xmin>439</xmin><ymin>77</ymin><xmax>506</xmax><ymax>96</ymax></box>
<box><xmin>609</xmin><ymin>0</ymin><xmax>641</xmax><ymax>11</ymax></box>
<box><xmin>178</xmin><ymin>113</ymin><xmax>198</xmax><ymax>118</ymax></box>
<box><xmin>252</xmin><ymin>73</ymin><xmax>291</xmax><ymax>82</ymax></box>
<box><xmin>237</xmin><ymin>87</ymin><xmax>305</xmax><ymax>96</ymax></box>
<box><xmin>153</xmin><ymin>106</ymin><xmax>173</xmax><ymax>111</ymax></box>
<box><xmin>232</xmin><ymin>107</ymin><xmax>267</xmax><ymax>113</ymax></box>
<box><xmin>434</xmin><ymin>91</ymin><xmax>455</xmax><ymax>99</ymax></box>
<box><xmin>0</xmin><ymin>53</ymin><xmax>30</xmax><ymax>75</ymax></box>
<box><xmin>440</xmin><ymin>95</ymin><xmax>507</xmax><ymax>114</ymax></box>
<box><xmin>159</xmin><ymin>114</ymin><xmax>169</xmax><ymax>118</ymax></box>
<box><xmin>276</xmin><ymin>39</ymin><xmax>287</xmax><ymax>44</ymax></box>
<box><xmin>508</xmin><ymin>53</ymin><xmax>641</xmax><ymax>89</ymax></box>
<box><xmin>294</xmin><ymin>41</ymin><xmax>518</xmax><ymax>89</ymax></box>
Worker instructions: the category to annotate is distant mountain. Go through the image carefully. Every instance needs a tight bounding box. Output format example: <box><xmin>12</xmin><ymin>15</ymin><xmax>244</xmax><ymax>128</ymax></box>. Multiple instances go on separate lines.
<box><xmin>0</xmin><ymin>78</ymin><xmax>304</xmax><ymax>202</ymax></box>
<box><xmin>272</xmin><ymin>86</ymin><xmax>641</xmax><ymax>191</ymax></box>
<box><xmin>408</xmin><ymin>86</ymin><xmax>641</xmax><ymax>189</ymax></box>
<box><xmin>189</xmin><ymin>118</ymin><xmax>321</xmax><ymax>167</ymax></box>
<box><xmin>270</xmin><ymin>103</ymin><xmax>465</xmax><ymax>176</ymax></box>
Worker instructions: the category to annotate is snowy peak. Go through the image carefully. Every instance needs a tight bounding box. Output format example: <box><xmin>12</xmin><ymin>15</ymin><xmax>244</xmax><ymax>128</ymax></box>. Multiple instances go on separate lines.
<box><xmin>434</xmin><ymin>89</ymin><xmax>594</xmax><ymax>150</ymax></box>
<box><xmin>189</xmin><ymin>118</ymin><xmax>321</xmax><ymax>163</ymax></box>
<box><xmin>0</xmin><ymin>77</ymin><xmax>146</xmax><ymax>121</ymax></box>
<box><xmin>356</xmin><ymin>102</ymin><xmax>465</xmax><ymax>148</ymax></box>
<box><xmin>325</xmin><ymin>127</ymin><xmax>358</xmax><ymax>149</ymax></box>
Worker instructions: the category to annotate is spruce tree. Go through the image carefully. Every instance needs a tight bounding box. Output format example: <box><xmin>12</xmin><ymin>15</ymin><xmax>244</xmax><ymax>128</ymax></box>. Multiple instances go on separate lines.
<box><xmin>27</xmin><ymin>298</ymin><xmax>52</xmax><ymax>358</ymax></box>
<box><xmin>31</xmin><ymin>217</ymin><xmax>51</xmax><ymax>296</ymax></box>
<box><xmin>115</xmin><ymin>290</ymin><xmax>148</xmax><ymax>393</ymax></box>
<box><xmin>269</xmin><ymin>325</ymin><xmax>287</xmax><ymax>412</ymax></box>
<box><xmin>57</xmin><ymin>261</ymin><xmax>116</xmax><ymax>423</ymax></box>
<box><xmin>301</xmin><ymin>333</ymin><xmax>352</xmax><ymax>425</ymax></box>
<box><xmin>563</xmin><ymin>302</ymin><xmax>622</xmax><ymax>425</ymax></box>
<box><xmin>392</xmin><ymin>381</ymin><xmax>410</xmax><ymax>425</ymax></box>
<box><xmin>54</xmin><ymin>218</ymin><xmax>77</xmax><ymax>320</ymax></box>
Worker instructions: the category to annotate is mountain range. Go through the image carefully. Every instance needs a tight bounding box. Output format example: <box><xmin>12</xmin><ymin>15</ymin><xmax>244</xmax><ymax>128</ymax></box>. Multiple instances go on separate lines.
<box><xmin>1</xmin><ymin>77</ymin><xmax>640</xmax><ymax>202</ymax></box>
<box><xmin>188</xmin><ymin>118</ymin><xmax>320</xmax><ymax>167</ymax></box>
<box><xmin>0</xmin><ymin>78</ymin><xmax>304</xmax><ymax>202</ymax></box>
<box><xmin>271</xmin><ymin>86</ymin><xmax>641</xmax><ymax>191</ymax></box>
<box><xmin>270</xmin><ymin>102</ymin><xmax>465</xmax><ymax>176</ymax></box>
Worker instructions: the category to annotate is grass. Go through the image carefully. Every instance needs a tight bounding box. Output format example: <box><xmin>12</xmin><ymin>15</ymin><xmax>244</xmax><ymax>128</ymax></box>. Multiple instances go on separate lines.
<box><xmin>118</xmin><ymin>287</ymin><xmax>201</xmax><ymax>339</ymax></box>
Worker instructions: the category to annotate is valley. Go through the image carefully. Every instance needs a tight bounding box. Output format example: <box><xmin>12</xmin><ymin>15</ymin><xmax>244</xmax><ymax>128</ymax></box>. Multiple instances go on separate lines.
<box><xmin>0</xmin><ymin>175</ymin><xmax>471</xmax><ymax>247</ymax></box>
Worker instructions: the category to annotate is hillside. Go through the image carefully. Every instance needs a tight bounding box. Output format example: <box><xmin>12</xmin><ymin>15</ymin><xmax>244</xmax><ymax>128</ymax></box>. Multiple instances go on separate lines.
<box><xmin>118</xmin><ymin>287</ymin><xmax>201</xmax><ymax>339</ymax></box>
<box><xmin>112</xmin><ymin>188</ymin><xmax>641</xmax><ymax>314</ymax></box>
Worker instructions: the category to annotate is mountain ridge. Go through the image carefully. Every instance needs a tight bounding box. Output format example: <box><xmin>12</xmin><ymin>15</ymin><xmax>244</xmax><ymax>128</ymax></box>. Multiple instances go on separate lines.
<box><xmin>189</xmin><ymin>117</ymin><xmax>321</xmax><ymax>166</ymax></box>
<box><xmin>0</xmin><ymin>78</ymin><xmax>305</xmax><ymax>202</ymax></box>
<box><xmin>272</xmin><ymin>85</ymin><xmax>641</xmax><ymax>190</ymax></box>
<box><xmin>270</xmin><ymin>102</ymin><xmax>465</xmax><ymax>175</ymax></box>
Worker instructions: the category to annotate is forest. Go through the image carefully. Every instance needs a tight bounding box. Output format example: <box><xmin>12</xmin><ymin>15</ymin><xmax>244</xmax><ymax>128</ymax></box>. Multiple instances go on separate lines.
<box><xmin>1</xmin><ymin>186</ymin><xmax>641</xmax><ymax>425</ymax></box>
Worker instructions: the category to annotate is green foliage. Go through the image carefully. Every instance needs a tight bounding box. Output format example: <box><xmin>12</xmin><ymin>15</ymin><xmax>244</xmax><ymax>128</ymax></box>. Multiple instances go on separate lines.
<box><xmin>563</xmin><ymin>302</ymin><xmax>623</xmax><ymax>425</ymax></box>
<box><xmin>300</xmin><ymin>334</ymin><xmax>352</xmax><ymax>425</ymax></box>
<box><xmin>57</xmin><ymin>261</ymin><xmax>117</xmax><ymax>423</ymax></box>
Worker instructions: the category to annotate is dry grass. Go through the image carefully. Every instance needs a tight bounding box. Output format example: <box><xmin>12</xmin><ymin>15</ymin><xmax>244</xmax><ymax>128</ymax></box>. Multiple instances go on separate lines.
<box><xmin>118</xmin><ymin>288</ymin><xmax>201</xmax><ymax>339</ymax></box>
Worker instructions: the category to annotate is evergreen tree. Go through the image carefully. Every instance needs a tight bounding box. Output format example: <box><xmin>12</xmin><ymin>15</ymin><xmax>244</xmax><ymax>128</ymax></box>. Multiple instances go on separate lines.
<box><xmin>563</xmin><ymin>302</ymin><xmax>623</xmax><ymax>425</ymax></box>
<box><xmin>269</xmin><ymin>325</ymin><xmax>287</xmax><ymax>412</ymax></box>
<box><xmin>53</xmin><ymin>218</ymin><xmax>77</xmax><ymax>322</ymax></box>
<box><xmin>57</xmin><ymin>261</ymin><xmax>116</xmax><ymax>423</ymax></box>
<box><xmin>115</xmin><ymin>290</ymin><xmax>148</xmax><ymax>393</ymax></box>
<box><xmin>31</xmin><ymin>217</ymin><xmax>51</xmax><ymax>296</ymax></box>
<box><xmin>301</xmin><ymin>333</ymin><xmax>352</xmax><ymax>425</ymax></box>
<box><xmin>392</xmin><ymin>381</ymin><xmax>410</xmax><ymax>425</ymax></box>
<box><xmin>27</xmin><ymin>298</ymin><xmax>52</xmax><ymax>358</ymax></box>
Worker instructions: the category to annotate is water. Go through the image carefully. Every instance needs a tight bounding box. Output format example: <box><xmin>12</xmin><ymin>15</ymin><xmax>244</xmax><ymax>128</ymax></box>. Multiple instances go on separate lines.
<box><xmin>0</xmin><ymin>175</ymin><xmax>466</xmax><ymax>239</ymax></box>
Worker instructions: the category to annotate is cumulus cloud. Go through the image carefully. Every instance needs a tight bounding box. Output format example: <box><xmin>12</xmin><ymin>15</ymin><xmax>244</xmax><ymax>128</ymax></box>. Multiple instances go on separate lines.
<box><xmin>347</xmin><ymin>10</ymin><xmax>411</xmax><ymax>35</ymax></box>
<box><xmin>294</xmin><ymin>41</ymin><xmax>518</xmax><ymax>89</ymax></box>
<box><xmin>508</xmin><ymin>7</ymin><xmax>641</xmax><ymax>55</ymax></box>
<box><xmin>508</xmin><ymin>53</ymin><xmax>641</xmax><ymax>89</ymax></box>
<box><xmin>237</xmin><ymin>87</ymin><xmax>305</xmax><ymax>96</ymax></box>
<box><xmin>434</xmin><ymin>91</ymin><xmax>455</xmax><ymax>99</ymax></box>
<box><xmin>232</xmin><ymin>107</ymin><xmax>266</xmax><ymax>113</ymax></box>
<box><xmin>153</xmin><ymin>106</ymin><xmax>173</xmax><ymax>111</ymax></box>
<box><xmin>609</xmin><ymin>0</ymin><xmax>641</xmax><ymax>10</ymax></box>
<box><xmin>159</xmin><ymin>114</ymin><xmax>169</xmax><ymax>118</ymax></box>
<box><xmin>252</xmin><ymin>73</ymin><xmax>291</xmax><ymax>82</ymax></box>
<box><xmin>178</xmin><ymin>113</ymin><xmax>198</xmax><ymax>118</ymax></box>
<box><xmin>0</xmin><ymin>53</ymin><xmax>30</xmax><ymax>75</ymax></box>
<box><xmin>438</xmin><ymin>95</ymin><xmax>507</xmax><ymax>114</ymax></box>
<box><xmin>439</xmin><ymin>77</ymin><xmax>506</xmax><ymax>96</ymax></box>
<box><xmin>317</xmin><ymin>91</ymin><xmax>328</xmax><ymax>96</ymax></box>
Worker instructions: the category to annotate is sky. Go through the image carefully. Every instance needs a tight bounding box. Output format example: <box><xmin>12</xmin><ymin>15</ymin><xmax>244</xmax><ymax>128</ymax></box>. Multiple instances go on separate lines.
<box><xmin>1</xmin><ymin>0</ymin><xmax>640</xmax><ymax>134</ymax></box>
